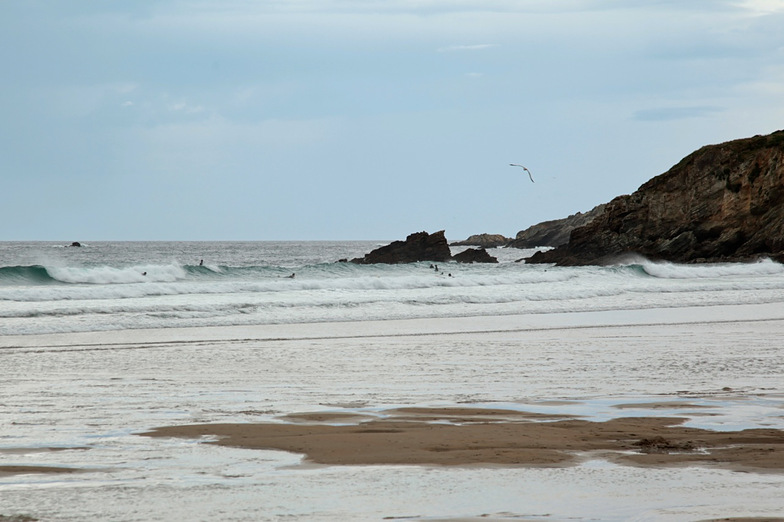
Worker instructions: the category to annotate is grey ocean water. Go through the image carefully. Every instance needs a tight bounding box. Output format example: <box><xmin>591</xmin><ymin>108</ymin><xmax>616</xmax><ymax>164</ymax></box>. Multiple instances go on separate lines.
<box><xmin>2</xmin><ymin>241</ymin><xmax>784</xmax><ymax>335</ymax></box>
<box><xmin>2</xmin><ymin>241</ymin><xmax>784</xmax><ymax>520</ymax></box>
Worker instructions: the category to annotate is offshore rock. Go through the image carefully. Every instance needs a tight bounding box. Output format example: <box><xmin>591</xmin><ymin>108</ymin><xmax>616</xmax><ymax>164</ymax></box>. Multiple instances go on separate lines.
<box><xmin>451</xmin><ymin>234</ymin><xmax>511</xmax><ymax>248</ymax></box>
<box><xmin>351</xmin><ymin>231</ymin><xmax>452</xmax><ymax>264</ymax></box>
<box><xmin>528</xmin><ymin>130</ymin><xmax>784</xmax><ymax>265</ymax></box>
<box><xmin>508</xmin><ymin>204</ymin><xmax>606</xmax><ymax>249</ymax></box>
<box><xmin>452</xmin><ymin>248</ymin><xmax>499</xmax><ymax>264</ymax></box>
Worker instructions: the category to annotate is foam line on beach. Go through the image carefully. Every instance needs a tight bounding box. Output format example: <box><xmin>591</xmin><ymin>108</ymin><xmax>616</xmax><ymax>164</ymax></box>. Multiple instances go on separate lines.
<box><xmin>2</xmin><ymin>302</ymin><xmax>783</xmax><ymax>350</ymax></box>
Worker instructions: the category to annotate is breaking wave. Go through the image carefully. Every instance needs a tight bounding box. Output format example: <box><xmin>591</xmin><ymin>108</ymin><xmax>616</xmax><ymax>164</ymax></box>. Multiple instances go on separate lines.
<box><xmin>635</xmin><ymin>258</ymin><xmax>784</xmax><ymax>279</ymax></box>
<box><xmin>2</xmin><ymin>248</ymin><xmax>784</xmax><ymax>335</ymax></box>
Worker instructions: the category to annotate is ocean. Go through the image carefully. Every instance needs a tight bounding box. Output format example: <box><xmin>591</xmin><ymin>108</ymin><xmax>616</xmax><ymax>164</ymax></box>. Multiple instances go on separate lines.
<box><xmin>2</xmin><ymin>240</ymin><xmax>784</xmax><ymax>336</ymax></box>
<box><xmin>2</xmin><ymin>241</ymin><xmax>784</xmax><ymax>521</ymax></box>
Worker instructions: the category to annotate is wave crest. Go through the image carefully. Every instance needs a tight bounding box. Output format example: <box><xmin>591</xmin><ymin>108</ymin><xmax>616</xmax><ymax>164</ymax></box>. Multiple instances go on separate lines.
<box><xmin>637</xmin><ymin>258</ymin><xmax>784</xmax><ymax>279</ymax></box>
<box><xmin>46</xmin><ymin>264</ymin><xmax>188</xmax><ymax>285</ymax></box>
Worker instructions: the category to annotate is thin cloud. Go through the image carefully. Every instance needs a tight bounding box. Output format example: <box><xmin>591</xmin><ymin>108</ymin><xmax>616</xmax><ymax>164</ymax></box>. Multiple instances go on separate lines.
<box><xmin>735</xmin><ymin>0</ymin><xmax>784</xmax><ymax>14</ymax></box>
<box><xmin>167</xmin><ymin>101</ymin><xmax>205</xmax><ymax>114</ymax></box>
<box><xmin>633</xmin><ymin>106</ymin><xmax>724</xmax><ymax>121</ymax></box>
<box><xmin>437</xmin><ymin>44</ymin><xmax>497</xmax><ymax>53</ymax></box>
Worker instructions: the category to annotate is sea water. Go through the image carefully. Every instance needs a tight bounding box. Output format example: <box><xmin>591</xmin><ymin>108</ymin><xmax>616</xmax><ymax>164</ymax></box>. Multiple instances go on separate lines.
<box><xmin>2</xmin><ymin>241</ymin><xmax>784</xmax><ymax>336</ymax></box>
<box><xmin>2</xmin><ymin>241</ymin><xmax>784</xmax><ymax>521</ymax></box>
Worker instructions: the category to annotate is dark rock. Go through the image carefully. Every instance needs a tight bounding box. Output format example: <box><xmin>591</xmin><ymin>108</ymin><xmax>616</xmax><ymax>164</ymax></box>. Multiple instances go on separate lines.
<box><xmin>528</xmin><ymin>130</ymin><xmax>784</xmax><ymax>265</ymax></box>
<box><xmin>69</xmin><ymin>242</ymin><xmax>81</xmax><ymax>247</ymax></box>
<box><xmin>451</xmin><ymin>234</ymin><xmax>511</xmax><ymax>248</ymax></box>
<box><xmin>633</xmin><ymin>436</ymin><xmax>697</xmax><ymax>454</ymax></box>
<box><xmin>452</xmin><ymin>248</ymin><xmax>499</xmax><ymax>263</ymax></box>
<box><xmin>508</xmin><ymin>204</ymin><xmax>606</xmax><ymax>249</ymax></box>
<box><xmin>350</xmin><ymin>231</ymin><xmax>452</xmax><ymax>264</ymax></box>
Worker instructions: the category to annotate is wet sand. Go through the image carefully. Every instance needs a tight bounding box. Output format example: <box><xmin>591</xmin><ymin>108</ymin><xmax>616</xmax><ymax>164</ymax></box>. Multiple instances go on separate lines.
<box><xmin>0</xmin><ymin>465</ymin><xmax>83</xmax><ymax>476</ymax></box>
<box><xmin>143</xmin><ymin>406</ymin><xmax>784</xmax><ymax>472</ymax></box>
<box><xmin>4</xmin><ymin>311</ymin><xmax>784</xmax><ymax>520</ymax></box>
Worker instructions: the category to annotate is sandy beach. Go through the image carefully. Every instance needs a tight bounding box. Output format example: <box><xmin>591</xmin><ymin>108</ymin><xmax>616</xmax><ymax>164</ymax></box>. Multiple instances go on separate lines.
<box><xmin>0</xmin><ymin>466</ymin><xmax>83</xmax><ymax>477</ymax></box>
<box><xmin>2</xmin><ymin>305</ymin><xmax>784</xmax><ymax>520</ymax></box>
<box><xmin>142</xmin><ymin>406</ymin><xmax>784</xmax><ymax>471</ymax></box>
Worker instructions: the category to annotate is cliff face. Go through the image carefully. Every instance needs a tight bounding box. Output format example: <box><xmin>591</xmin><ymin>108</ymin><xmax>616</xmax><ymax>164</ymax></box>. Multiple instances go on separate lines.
<box><xmin>528</xmin><ymin>130</ymin><xmax>784</xmax><ymax>265</ymax></box>
<box><xmin>508</xmin><ymin>204</ymin><xmax>606</xmax><ymax>248</ymax></box>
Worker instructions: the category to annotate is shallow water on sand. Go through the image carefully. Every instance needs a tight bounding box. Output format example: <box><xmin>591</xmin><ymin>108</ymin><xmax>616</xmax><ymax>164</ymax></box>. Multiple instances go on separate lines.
<box><xmin>1</xmin><ymin>307</ymin><xmax>784</xmax><ymax>521</ymax></box>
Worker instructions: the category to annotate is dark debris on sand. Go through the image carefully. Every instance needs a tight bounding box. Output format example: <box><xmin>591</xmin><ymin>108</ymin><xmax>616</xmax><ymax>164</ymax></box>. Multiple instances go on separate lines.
<box><xmin>633</xmin><ymin>436</ymin><xmax>698</xmax><ymax>454</ymax></box>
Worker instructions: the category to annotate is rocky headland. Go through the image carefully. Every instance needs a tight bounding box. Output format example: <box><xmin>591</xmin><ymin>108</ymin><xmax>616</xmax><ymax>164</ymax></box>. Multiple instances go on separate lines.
<box><xmin>507</xmin><ymin>204</ymin><xmax>606</xmax><ymax>249</ymax></box>
<box><xmin>527</xmin><ymin>130</ymin><xmax>784</xmax><ymax>265</ymax></box>
<box><xmin>451</xmin><ymin>210</ymin><xmax>608</xmax><ymax>251</ymax></box>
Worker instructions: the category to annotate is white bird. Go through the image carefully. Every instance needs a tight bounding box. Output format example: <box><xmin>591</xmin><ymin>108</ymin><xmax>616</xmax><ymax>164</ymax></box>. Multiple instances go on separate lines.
<box><xmin>509</xmin><ymin>163</ymin><xmax>534</xmax><ymax>183</ymax></box>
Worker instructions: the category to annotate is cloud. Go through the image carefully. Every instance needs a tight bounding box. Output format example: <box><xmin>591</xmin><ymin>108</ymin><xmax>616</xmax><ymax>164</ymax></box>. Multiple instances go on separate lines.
<box><xmin>133</xmin><ymin>114</ymin><xmax>338</xmax><ymax>168</ymax></box>
<box><xmin>437</xmin><ymin>44</ymin><xmax>497</xmax><ymax>53</ymax></box>
<box><xmin>167</xmin><ymin>101</ymin><xmax>205</xmax><ymax>114</ymax></box>
<box><xmin>34</xmin><ymin>82</ymin><xmax>140</xmax><ymax>118</ymax></box>
<box><xmin>735</xmin><ymin>0</ymin><xmax>784</xmax><ymax>14</ymax></box>
<box><xmin>4</xmin><ymin>0</ymin><xmax>784</xmax><ymax>240</ymax></box>
<box><xmin>632</xmin><ymin>106</ymin><xmax>724</xmax><ymax>121</ymax></box>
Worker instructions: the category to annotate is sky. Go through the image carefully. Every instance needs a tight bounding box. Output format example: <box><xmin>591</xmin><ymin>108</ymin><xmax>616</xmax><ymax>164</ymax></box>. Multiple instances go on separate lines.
<box><xmin>2</xmin><ymin>0</ymin><xmax>784</xmax><ymax>241</ymax></box>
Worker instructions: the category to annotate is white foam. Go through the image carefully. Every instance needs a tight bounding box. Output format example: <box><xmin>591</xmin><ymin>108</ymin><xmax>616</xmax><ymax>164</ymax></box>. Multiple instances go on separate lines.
<box><xmin>2</xmin><ymin>253</ymin><xmax>784</xmax><ymax>336</ymax></box>
<box><xmin>46</xmin><ymin>264</ymin><xmax>188</xmax><ymax>284</ymax></box>
<box><xmin>639</xmin><ymin>257</ymin><xmax>784</xmax><ymax>279</ymax></box>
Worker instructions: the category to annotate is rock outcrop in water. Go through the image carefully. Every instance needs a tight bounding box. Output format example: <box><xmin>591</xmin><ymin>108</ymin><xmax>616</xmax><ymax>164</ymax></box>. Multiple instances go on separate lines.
<box><xmin>507</xmin><ymin>204</ymin><xmax>606</xmax><ymax>249</ymax></box>
<box><xmin>351</xmin><ymin>231</ymin><xmax>452</xmax><ymax>264</ymax></box>
<box><xmin>350</xmin><ymin>231</ymin><xmax>499</xmax><ymax>264</ymax></box>
<box><xmin>527</xmin><ymin>130</ymin><xmax>784</xmax><ymax>265</ymax></box>
<box><xmin>451</xmin><ymin>234</ymin><xmax>511</xmax><ymax>248</ymax></box>
<box><xmin>452</xmin><ymin>247</ymin><xmax>499</xmax><ymax>264</ymax></box>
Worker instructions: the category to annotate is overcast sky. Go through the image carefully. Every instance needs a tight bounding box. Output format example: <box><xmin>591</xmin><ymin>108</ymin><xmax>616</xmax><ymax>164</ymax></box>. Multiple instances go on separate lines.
<box><xmin>2</xmin><ymin>1</ymin><xmax>784</xmax><ymax>241</ymax></box>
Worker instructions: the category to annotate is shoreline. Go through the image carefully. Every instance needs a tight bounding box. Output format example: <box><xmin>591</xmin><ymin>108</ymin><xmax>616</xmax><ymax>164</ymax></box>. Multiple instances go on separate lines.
<box><xmin>142</xmin><ymin>406</ymin><xmax>784</xmax><ymax>473</ymax></box>
<box><xmin>3</xmin><ymin>301</ymin><xmax>784</xmax><ymax>349</ymax></box>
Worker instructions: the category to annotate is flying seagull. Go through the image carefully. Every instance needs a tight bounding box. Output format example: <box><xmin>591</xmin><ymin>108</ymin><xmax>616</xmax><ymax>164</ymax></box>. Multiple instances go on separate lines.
<box><xmin>510</xmin><ymin>163</ymin><xmax>534</xmax><ymax>183</ymax></box>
